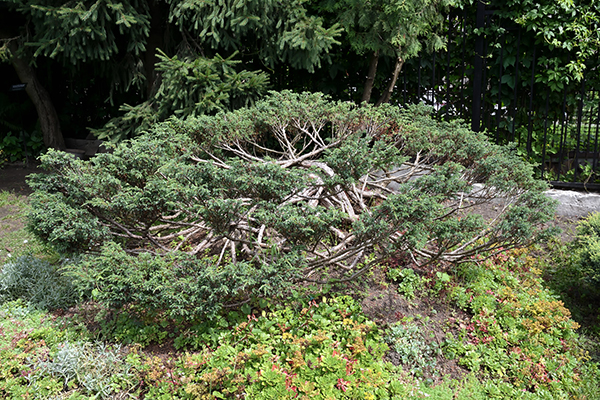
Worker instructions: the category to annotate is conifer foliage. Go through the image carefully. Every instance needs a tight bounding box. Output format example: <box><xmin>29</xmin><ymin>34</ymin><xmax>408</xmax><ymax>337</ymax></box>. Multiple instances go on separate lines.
<box><xmin>28</xmin><ymin>91</ymin><xmax>557</xmax><ymax>286</ymax></box>
<box><xmin>1</xmin><ymin>0</ymin><xmax>342</xmax><ymax>143</ymax></box>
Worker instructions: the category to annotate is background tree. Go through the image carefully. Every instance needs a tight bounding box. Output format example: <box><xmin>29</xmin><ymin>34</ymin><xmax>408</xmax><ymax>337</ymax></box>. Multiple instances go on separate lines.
<box><xmin>0</xmin><ymin>0</ymin><xmax>342</xmax><ymax>144</ymax></box>
<box><xmin>320</xmin><ymin>0</ymin><xmax>452</xmax><ymax>105</ymax></box>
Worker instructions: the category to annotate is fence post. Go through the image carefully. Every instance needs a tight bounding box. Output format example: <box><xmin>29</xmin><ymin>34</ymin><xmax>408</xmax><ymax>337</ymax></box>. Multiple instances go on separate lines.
<box><xmin>472</xmin><ymin>0</ymin><xmax>486</xmax><ymax>132</ymax></box>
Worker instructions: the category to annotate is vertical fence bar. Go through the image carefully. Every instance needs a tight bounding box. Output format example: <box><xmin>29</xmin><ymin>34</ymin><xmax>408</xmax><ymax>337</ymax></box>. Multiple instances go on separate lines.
<box><xmin>446</xmin><ymin>14</ymin><xmax>452</xmax><ymax>118</ymax></box>
<box><xmin>593</xmin><ymin>95</ymin><xmax>600</xmax><ymax>172</ymax></box>
<box><xmin>585</xmin><ymin>89</ymin><xmax>595</xmax><ymax>152</ymax></box>
<box><xmin>526</xmin><ymin>45</ymin><xmax>536</xmax><ymax>155</ymax></box>
<box><xmin>460</xmin><ymin>8</ymin><xmax>467</xmax><ymax>119</ymax></box>
<box><xmin>510</xmin><ymin>29</ymin><xmax>521</xmax><ymax>142</ymax></box>
<box><xmin>417</xmin><ymin>56</ymin><xmax>422</xmax><ymax>100</ymax></box>
<box><xmin>432</xmin><ymin>51</ymin><xmax>437</xmax><ymax>107</ymax></box>
<box><xmin>472</xmin><ymin>0</ymin><xmax>486</xmax><ymax>132</ymax></box>
<box><xmin>482</xmin><ymin>21</ymin><xmax>491</xmax><ymax>131</ymax></box>
<box><xmin>496</xmin><ymin>33</ymin><xmax>505</xmax><ymax>144</ymax></box>
<box><xmin>540</xmin><ymin>85</ymin><xmax>550</xmax><ymax>179</ymax></box>
<box><xmin>573</xmin><ymin>79</ymin><xmax>586</xmax><ymax>181</ymax></box>
<box><xmin>557</xmin><ymin>89</ymin><xmax>568</xmax><ymax>181</ymax></box>
<box><xmin>403</xmin><ymin>73</ymin><xmax>407</xmax><ymax>106</ymax></box>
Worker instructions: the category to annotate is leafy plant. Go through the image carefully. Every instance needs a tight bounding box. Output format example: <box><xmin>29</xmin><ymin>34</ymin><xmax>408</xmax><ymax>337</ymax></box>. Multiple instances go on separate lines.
<box><xmin>387</xmin><ymin>268</ymin><xmax>424</xmax><ymax>300</ymax></box>
<box><xmin>385</xmin><ymin>317</ymin><xmax>442</xmax><ymax>379</ymax></box>
<box><xmin>446</xmin><ymin>249</ymin><xmax>588</xmax><ymax>395</ymax></box>
<box><xmin>0</xmin><ymin>130</ymin><xmax>44</xmax><ymax>163</ymax></box>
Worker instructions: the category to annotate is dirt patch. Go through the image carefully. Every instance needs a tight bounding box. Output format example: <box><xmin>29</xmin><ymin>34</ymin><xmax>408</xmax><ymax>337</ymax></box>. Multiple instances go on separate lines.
<box><xmin>361</xmin><ymin>282</ymin><xmax>470</xmax><ymax>384</ymax></box>
<box><xmin>0</xmin><ymin>162</ymin><xmax>42</xmax><ymax>195</ymax></box>
<box><xmin>0</xmin><ymin>203</ymin><xmax>25</xmax><ymax>232</ymax></box>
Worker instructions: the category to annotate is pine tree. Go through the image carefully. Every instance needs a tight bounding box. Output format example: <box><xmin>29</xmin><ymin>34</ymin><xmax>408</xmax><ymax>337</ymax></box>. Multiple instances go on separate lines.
<box><xmin>0</xmin><ymin>0</ymin><xmax>342</xmax><ymax>144</ymax></box>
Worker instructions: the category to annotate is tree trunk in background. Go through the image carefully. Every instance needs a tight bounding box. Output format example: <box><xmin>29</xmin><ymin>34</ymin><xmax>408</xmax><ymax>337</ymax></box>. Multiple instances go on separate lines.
<box><xmin>376</xmin><ymin>56</ymin><xmax>404</xmax><ymax>106</ymax></box>
<box><xmin>8</xmin><ymin>40</ymin><xmax>65</xmax><ymax>150</ymax></box>
<box><xmin>361</xmin><ymin>51</ymin><xmax>379</xmax><ymax>104</ymax></box>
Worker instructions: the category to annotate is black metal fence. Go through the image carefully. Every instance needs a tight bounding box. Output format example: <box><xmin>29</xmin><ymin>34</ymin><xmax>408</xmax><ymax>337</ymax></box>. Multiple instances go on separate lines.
<box><xmin>394</xmin><ymin>3</ymin><xmax>600</xmax><ymax>189</ymax></box>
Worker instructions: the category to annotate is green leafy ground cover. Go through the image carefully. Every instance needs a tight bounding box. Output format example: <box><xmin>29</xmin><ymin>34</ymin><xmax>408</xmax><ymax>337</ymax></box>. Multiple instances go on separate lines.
<box><xmin>1</xmin><ymin>190</ymin><xmax>599</xmax><ymax>399</ymax></box>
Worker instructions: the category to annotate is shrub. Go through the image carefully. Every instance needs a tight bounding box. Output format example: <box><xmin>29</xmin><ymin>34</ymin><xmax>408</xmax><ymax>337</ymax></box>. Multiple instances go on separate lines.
<box><xmin>0</xmin><ymin>255</ymin><xmax>77</xmax><ymax>310</ymax></box>
<box><xmin>28</xmin><ymin>91</ymin><xmax>557</xmax><ymax>295</ymax></box>
<box><xmin>69</xmin><ymin>242</ymin><xmax>300</xmax><ymax>321</ymax></box>
<box><xmin>575</xmin><ymin>212</ymin><xmax>600</xmax><ymax>285</ymax></box>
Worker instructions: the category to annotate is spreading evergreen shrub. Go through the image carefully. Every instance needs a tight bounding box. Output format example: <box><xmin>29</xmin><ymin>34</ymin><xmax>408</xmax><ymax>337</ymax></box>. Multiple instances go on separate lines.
<box><xmin>27</xmin><ymin>91</ymin><xmax>557</xmax><ymax>317</ymax></box>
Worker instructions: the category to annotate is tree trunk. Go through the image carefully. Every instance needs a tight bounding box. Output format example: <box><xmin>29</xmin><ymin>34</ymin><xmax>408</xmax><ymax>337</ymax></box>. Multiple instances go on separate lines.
<box><xmin>7</xmin><ymin>40</ymin><xmax>65</xmax><ymax>150</ymax></box>
<box><xmin>376</xmin><ymin>56</ymin><xmax>404</xmax><ymax>106</ymax></box>
<box><xmin>361</xmin><ymin>51</ymin><xmax>379</xmax><ymax>104</ymax></box>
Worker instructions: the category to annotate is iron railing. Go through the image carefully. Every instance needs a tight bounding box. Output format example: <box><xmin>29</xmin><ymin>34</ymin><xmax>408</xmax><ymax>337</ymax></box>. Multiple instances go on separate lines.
<box><xmin>393</xmin><ymin>2</ymin><xmax>600</xmax><ymax>189</ymax></box>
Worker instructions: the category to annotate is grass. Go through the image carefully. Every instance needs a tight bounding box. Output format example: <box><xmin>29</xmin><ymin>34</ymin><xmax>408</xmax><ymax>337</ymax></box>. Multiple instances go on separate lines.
<box><xmin>0</xmin><ymin>190</ymin><xmax>52</xmax><ymax>264</ymax></box>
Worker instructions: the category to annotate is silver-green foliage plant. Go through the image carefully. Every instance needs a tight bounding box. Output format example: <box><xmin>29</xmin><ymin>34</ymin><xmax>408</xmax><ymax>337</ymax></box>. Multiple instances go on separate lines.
<box><xmin>28</xmin><ymin>91</ymin><xmax>557</xmax><ymax>303</ymax></box>
<box><xmin>0</xmin><ymin>255</ymin><xmax>77</xmax><ymax>310</ymax></box>
<box><xmin>385</xmin><ymin>317</ymin><xmax>441</xmax><ymax>379</ymax></box>
<box><xmin>29</xmin><ymin>341</ymin><xmax>134</xmax><ymax>398</ymax></box>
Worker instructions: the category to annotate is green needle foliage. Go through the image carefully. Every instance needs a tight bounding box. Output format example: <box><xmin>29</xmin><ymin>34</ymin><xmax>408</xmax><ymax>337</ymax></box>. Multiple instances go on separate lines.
<box><xmin>27</xmin><ymin>91</ymin><xmax>557</xmax><ymax>318</ymax></box>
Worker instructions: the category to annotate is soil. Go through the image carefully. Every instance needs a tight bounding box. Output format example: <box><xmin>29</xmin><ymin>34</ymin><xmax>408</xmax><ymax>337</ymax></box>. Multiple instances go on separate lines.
<box><xmin>0</xmin><ymin>162</ymin><xmax>41</xmax><ymax>195</ymax></box>
<box><xmin>360</xmin><ymin>281</ymin><xmax>471</xmax><ymax>383</ymax></box>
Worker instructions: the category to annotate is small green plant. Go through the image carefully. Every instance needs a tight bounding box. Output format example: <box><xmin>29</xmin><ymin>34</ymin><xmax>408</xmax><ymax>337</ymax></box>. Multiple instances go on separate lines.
<box><xmin>433</xmin><ymin>271</ymin><xmax>452</xmax><ymax>294</ymax></box>
<box><xmin>385</xmin><ymin>317</ymin><xmax>442</xmax><ymax>380</ymax></box>
<box><xmin>0</xmin><ymin>255</ymin><xmax>78</xmax><ymax>310</ymax></box>
<box><xmin>387</xmin><ymin>268</ymin><xmax>424</xmax><ymax>299</ymax></box>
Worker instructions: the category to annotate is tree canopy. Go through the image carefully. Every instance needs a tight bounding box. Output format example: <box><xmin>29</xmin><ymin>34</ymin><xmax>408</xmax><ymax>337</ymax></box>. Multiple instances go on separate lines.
<box><xmin>1</xmin><ymin>0</ymin><xmax>598</xmax><ymax>149</ymax></box>
<box><xmin>0</xmin><ymin>0</ymin><xmax>343</xmax><ymax>146</ymax></box>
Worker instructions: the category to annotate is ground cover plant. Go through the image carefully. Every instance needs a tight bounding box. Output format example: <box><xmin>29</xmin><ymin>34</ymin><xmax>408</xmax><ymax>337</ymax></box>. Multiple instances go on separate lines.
<box><xmin>445</xmin><ymin>248</ymin><xmax>597</xmax><ymax>397</ymax></box>
<box><xmin>0</xmin><ymin>252</ymin><xmax>598</xmax><ymax>399</ymax></box>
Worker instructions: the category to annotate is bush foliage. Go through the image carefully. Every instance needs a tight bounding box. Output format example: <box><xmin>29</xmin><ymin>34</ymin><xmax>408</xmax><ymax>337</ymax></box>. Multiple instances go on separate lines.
<box><xmin>27</xmin><ymin>91</ymin><xmax>557</xmax><ymax>315</ymax></box>
<box><xmin>575</xmin><ymin>212</ymin><xmax>600</xmax><ymax>286</ymax></box>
